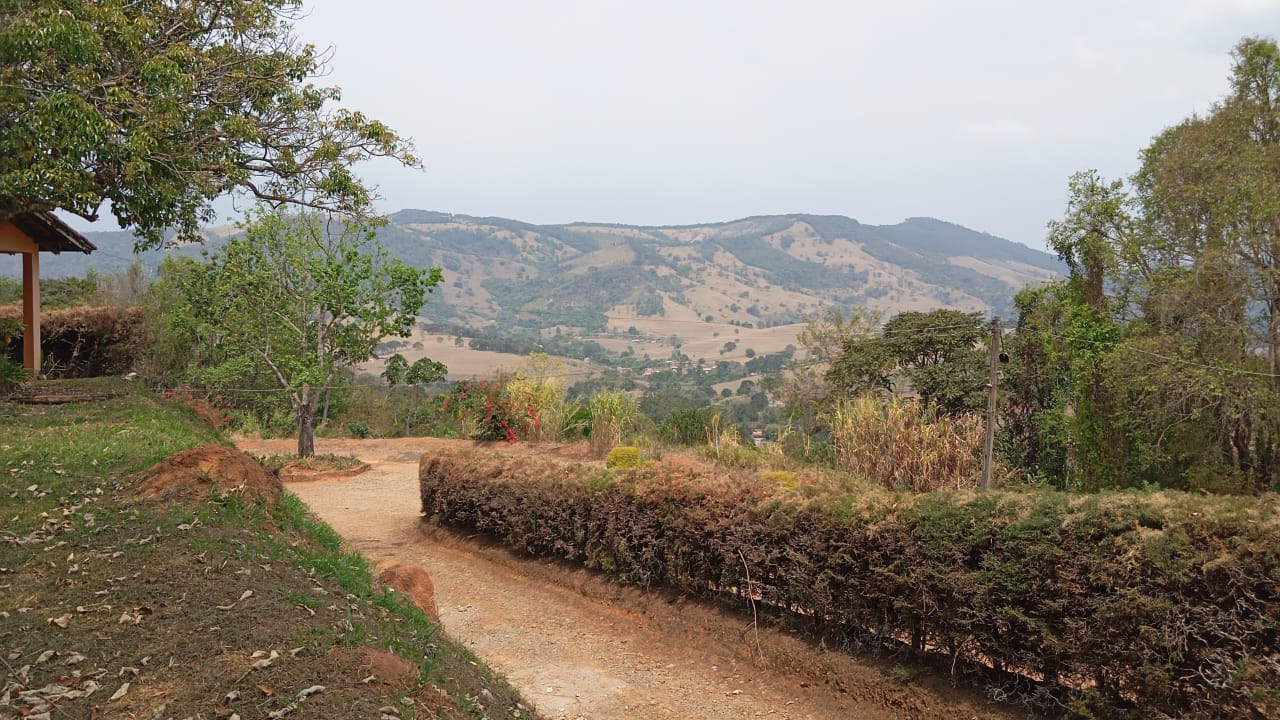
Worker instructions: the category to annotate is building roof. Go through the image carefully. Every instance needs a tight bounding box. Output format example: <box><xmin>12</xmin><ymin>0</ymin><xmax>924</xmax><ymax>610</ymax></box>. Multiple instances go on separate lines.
<box><xmin>10</xmin><ymin>212</ymin><xmax>96</xmax><ymax>254</ymax></box>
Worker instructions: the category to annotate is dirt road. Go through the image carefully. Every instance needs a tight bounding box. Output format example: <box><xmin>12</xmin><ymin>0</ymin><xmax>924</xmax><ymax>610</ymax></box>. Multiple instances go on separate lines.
<box><xmin>236</xmin><ymin>437</ymin><xmax>1023</xmax><ymax>720</ymax></box>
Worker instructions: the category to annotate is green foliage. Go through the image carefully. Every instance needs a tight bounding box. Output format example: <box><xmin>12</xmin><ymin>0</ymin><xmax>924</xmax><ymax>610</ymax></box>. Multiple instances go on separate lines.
<box><xmin>440</xmin><ymin>379</ymin><xmax>539</xmax><ymax>443</ymax></box>
<box><xmin>0</xmin><ymin>0</ymin><xmax>417</xmax><ymax>246</ymax></box>
<box><xmin>382</xmin><ymin>353</ymin><xmax>409</xmax><ymax>386</ymax></box>
<box><xmin>1008</xmin><ymin>37</ymin><xmax>1280</xmax><ymax>493</ymax></box>
<box><xmin>827</xmin><ymin>308</ymin><xmax>987</xmax><ymax>416</ymax></box>
<box><xmin>604</xmin><ymin>446</ymin><xmax>642</xmax><ymax>469</ymax></box>
<box><xmin>171</xmin><ymin>208</ymin><xmax>442</xmax><ymax>455</ymax></box>
<box><xmin>0</xmin><ymin>352</ymin><xmax>30</xmax><ymax>392</ymax></box>
<box><xmin>659</xmin><ymin>406</ymin><xmax>718</xmax><ymax>445</ymax></box>
<box><xmin>588</xmin><ymin>390</ymin><xmax>638</xmax><ymax>456</ymax></box>
<box><xmin>0</xmin><ymin>276</ymin><xmax>18</xmax><ymax>305</ymax></box>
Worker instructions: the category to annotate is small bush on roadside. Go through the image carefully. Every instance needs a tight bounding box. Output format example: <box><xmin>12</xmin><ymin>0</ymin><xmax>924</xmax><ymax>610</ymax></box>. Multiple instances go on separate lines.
<box><xmin>347</xmin><ymin>420</ymin><xmax>371</xmax><ymax>438</ymax></box>
<box><xmin>761</xmin><ymin>470</ymin><xmax>797</xmax><ymax>488</ymax></box>
<box><xmin>440</xmin><ymin>379</ymin><xmax>539</xmax><ymax>442</ymax></box>
<box><xmin>0</xmin><ymin>353</ymin><xmax>30</xmax><ymax>393</ymax></box>
<box><xmin>605</xmin><ymin>446</ymin><xmax>642</xmax><ymax>468</ymax></box>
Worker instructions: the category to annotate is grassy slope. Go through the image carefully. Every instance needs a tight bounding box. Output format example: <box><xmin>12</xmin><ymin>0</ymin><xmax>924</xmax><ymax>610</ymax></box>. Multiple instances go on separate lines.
<box><xmin>0</xmin><ymin>379</ymin><xmax>537</xmax><ymax>720</ymax></box>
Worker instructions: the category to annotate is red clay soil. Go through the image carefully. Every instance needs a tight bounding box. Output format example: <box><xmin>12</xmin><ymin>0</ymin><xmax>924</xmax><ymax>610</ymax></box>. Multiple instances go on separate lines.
<box><xmin>136</xmin><ymin>444</ymin><xmax>283</xmax><ymax>506</ymax></box>
<box><xmin>378</xmin><ymin>562</ymin><xmax>440</xmax><ymax>620</ymax></box>
<box><xmin>327</xmin><ymin>647</ymin><xmax>417</xmax><ymax>690</ymax></box>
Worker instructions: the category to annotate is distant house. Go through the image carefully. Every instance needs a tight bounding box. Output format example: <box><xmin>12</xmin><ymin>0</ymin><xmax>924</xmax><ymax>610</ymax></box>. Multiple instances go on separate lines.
<box><xmin>0</xmin><ymin>212</ymin><xmax>97</xmax><ymax>371</ymax></box>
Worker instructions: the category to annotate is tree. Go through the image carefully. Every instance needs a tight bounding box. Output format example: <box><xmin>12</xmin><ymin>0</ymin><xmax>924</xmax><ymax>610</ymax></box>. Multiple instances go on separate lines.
<box><xmin>185</xmin><ymin>207</ymin><xmax>441</xmax><ymax>456</ymax></box>
<box><xmin>1044</xmin><ymin>171</ymin><xmax>1131</xmax><ymax>489</ymax></box>
<box><xmin>0</xmin><ymin>0</ymin><xmax>415</xmax><ymax>247</ymax></box>
<box><xmin>827</xmin><ymin>309</ymin><xmax>987</xmax><ymax>416</ymax></box>
<box><xmin>1007</xmin><ymin>36</ymin><xmax>1280</xmax><ymax>492</ymax></box>
<box><xmin>1047</xmin><ymin>170</ymin><xmax>1130</xmax><ymax>313</ymax></box>
<box><xmin>781</xmin><ymin>307</ymin><xmax>882</xmax><ymax>433</ymax></box>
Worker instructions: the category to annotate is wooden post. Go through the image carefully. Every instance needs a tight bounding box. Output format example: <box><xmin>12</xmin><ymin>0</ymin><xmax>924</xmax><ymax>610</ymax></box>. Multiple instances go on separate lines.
<box><xmin>21</xmin><ymin>249</ymin><xmax>40</xmax><ymax>373</ymax></box>
<box><xmin>981</xmin><ymin>316</ymin><xmax>1001</xmax><ymax>490</ymax></box>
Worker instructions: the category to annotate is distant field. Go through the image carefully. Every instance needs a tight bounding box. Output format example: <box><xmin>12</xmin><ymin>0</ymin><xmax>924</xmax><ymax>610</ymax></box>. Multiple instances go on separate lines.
<box><xmin>601</xmin><ymin>317</ymin><xmax>806</xmax><ymax>363</ymax></box>
<box><xmin>360</xmin><ymin>329</ymin><xmax>598</xmax><ymax>383</ymax></box>
<box><xmin>361</xmin><ymin>320</ymin><xmax>806</xmax><ymax>384</ymax></box>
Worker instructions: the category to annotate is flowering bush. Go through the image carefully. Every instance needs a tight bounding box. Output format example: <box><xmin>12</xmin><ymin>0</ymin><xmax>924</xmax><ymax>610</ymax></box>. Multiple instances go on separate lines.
<box><xmin>440</xmin><ymin>380</ymin><xmax>539</xmax><ymax>443</ymax></box>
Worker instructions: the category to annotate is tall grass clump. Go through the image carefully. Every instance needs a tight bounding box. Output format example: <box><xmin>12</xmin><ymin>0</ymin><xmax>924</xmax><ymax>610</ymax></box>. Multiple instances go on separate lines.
<box><xmin>588</xmin><ymin>390</ymin><xmax>637</xmax><ymax>457</ymax></box>
<box><xmin>830</xmin><ymin>395</ymin><xmax>984</xmax><ymax>491</ymax></box>
<box><xmin>505</xmin><ymin>375</ymin><xmax>563</xmax><ymax>442</ymax></box>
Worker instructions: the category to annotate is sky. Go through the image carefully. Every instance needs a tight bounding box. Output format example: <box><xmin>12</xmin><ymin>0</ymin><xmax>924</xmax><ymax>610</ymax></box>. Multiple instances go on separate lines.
<box><xmin>74</xmin><ymin>0</ymin><xmax>1280</xmax><ymax>251</ymax></box>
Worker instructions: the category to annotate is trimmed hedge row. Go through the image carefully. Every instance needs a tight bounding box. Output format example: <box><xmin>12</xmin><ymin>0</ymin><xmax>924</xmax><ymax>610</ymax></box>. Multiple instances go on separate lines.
<box><xmin>420</xmin><ymin>451</ymin><xmax>1280</xmax><ymax>719</ymax></box>
<box><xmin>0</xmin><ymin>304</ymin><xmax>142</xmax><ymax>377</ymax></box>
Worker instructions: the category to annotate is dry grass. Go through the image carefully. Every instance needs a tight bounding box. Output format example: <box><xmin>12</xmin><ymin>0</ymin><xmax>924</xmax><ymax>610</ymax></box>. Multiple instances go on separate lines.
<box><xmin>830</xmin><ymin>396</ymin><xmax>985</xmax><ymax>492</ymax></box>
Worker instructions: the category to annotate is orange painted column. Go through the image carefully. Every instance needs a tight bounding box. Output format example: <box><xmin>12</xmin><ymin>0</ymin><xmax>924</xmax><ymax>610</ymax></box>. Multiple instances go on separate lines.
<box><xmin>22</xmin><ymin>250</ymin><xmax>39</xmax><ymax>372</ymax></box>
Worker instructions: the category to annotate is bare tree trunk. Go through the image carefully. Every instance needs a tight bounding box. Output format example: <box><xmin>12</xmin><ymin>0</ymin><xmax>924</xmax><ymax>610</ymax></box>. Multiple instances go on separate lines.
<box><xmin>295</xmin><ymin>382</ymin><xmax>316</xmax><ymax>457</ymax></box>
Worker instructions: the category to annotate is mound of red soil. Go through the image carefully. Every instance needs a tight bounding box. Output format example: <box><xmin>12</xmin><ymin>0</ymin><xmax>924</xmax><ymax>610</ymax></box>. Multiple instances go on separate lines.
<box><xmin>136</xmin><ymin>444</ymin><xmax>283</xmax><ymax>506</ymax></box>
<box><xmin>378</xmin><ymin>563</ymin><xmax>439</xmax><ymax>620</ymax></box>
<box><xmin>328</xmin><ymin>647</ymin><xmax>416</xmax><ymax>688</ymax></box>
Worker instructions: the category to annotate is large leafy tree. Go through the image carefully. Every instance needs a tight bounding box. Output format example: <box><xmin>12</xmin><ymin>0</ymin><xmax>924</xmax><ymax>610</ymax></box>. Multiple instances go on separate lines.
<box><xmin>827</xmin><ymin>308</ymin><xmax>987</xmax><ymax>416</ymax></box>
<box><xmin>0</xmin><ymin>0</ymin><xmax>415</xmax><ymax>247</ymax></box>
<box><xmin>183</xmin><ymin>208</ymin><xmax>442</xmax><ymax>456</ymax></box>
<box><xmin>1005</xmin><ymin>36</ymin><xmax>1280</xmax><ymax>492</ymax></box>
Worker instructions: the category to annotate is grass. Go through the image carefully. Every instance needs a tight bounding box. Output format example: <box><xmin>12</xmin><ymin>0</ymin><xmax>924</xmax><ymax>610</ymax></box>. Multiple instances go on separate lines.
<box><xmin>0</xmin><ymin>379</ymin><xmax>537</xmax><ymax>719</ymax></box>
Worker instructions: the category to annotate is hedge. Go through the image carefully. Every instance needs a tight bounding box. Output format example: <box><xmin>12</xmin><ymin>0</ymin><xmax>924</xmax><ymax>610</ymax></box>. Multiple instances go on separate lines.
<box><xmin>0</xmin><ymin>304</ymin><xmax>142</xmax><ymax>377</ymax></box>
<box><xmin>419</xmin><ymin>450</ymin><xmax>1280</xmax><ymax>719</ymax></box>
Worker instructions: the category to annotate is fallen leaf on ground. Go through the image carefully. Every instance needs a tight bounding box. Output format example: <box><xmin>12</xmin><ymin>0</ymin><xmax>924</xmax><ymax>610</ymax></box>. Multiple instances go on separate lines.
<box><xmin>108</xmin><ymin>682</ymin><xmax>129</xmax><ymax>701</ymax></box>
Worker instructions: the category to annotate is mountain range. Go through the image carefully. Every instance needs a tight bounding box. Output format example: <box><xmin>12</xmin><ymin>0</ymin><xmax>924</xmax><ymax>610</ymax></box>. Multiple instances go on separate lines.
<box><xmin>23</xmin><ymin>210</ymin><xmax>1062</xmax><ymax>331</ymax></box>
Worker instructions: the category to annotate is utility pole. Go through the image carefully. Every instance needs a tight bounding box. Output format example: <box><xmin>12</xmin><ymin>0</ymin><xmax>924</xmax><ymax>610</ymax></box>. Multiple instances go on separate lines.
<box><xmin>981</xmin><ymin>316</ymin><xmax>1002</xmax><ymax>490</ymax></box>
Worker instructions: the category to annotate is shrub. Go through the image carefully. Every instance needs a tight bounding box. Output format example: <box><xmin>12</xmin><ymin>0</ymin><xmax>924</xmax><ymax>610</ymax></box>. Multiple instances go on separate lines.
<box><xmin>421</xmin><ymin>452</ymin><xmax>1280</xmax><ymax>719</ymax></box>
<box><xmin>761</xmin><ymin>470</ymin><xmax>797</xmax><ymax>489</ymax></box>
<box><xmin>0</xmin><ymin>304</ymin><xmax>143</xmax><ymax>378</ymax></box>
<box><xmin>0</xmin><ymin>353</ymin><xmax>30</xmax><ymax>393</ymax></box>
<box><xmin>347</xmin><ymin>420</ymin><xmax>371</xmax><ymax>439</ymax></box>
<box><xmin>440</xmin><ymin>379</ymin><xmax>539</xmax><ymax>443</ymax></box>
<box><xmin>605</xmin><ymin>446</ymin><xmax>642</xmax><ymax>468</ymax></box>
<box><xmin>660</xmin><ymin>406</ymin><xmax>717</xmax><ymax>445</ymax></box>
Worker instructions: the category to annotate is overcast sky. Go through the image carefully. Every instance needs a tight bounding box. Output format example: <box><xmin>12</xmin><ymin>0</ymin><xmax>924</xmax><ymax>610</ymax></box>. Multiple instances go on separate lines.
<box><xmin>68</xmin><ymin>0</ymin><xmax>1280</xmax><ymax>252</ymax></box>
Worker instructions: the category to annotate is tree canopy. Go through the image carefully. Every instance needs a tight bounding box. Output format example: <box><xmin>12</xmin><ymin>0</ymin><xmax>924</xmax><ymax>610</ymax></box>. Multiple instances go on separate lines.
<box><xmin>828</xmin><ymin>308</ymin><xmax>988</xmax><ymax>416</ymax></box>
<box><xmin>1002</xmin><ymin>36</ymin><xmax>1280</xmax><ymax>492</ymax></box>
<box><xmin>0</xmin><ymin>0</ymin><xmax>415</xmax><ymax>247</ymax></box>
<box><xmin>173</xmin><ymin>208</ymin><xmax>442</xmax><ymax>456</ymax></box>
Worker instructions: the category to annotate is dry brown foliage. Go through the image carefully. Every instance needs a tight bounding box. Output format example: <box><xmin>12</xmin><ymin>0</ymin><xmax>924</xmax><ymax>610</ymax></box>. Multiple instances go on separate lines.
<box><xmin>830</xmin><ymin>396</ymin><xmax>986</xmax><ymax>491</ymax></box>
<box><xmin>0</xmin><ymin>303</ymin><xmax>143</xmax><ymax>377</ymax></box>
<box><xmin>419</xmin><ymin>447</ymin><xmax>1280</xmax><ymax>719</ymax></box>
